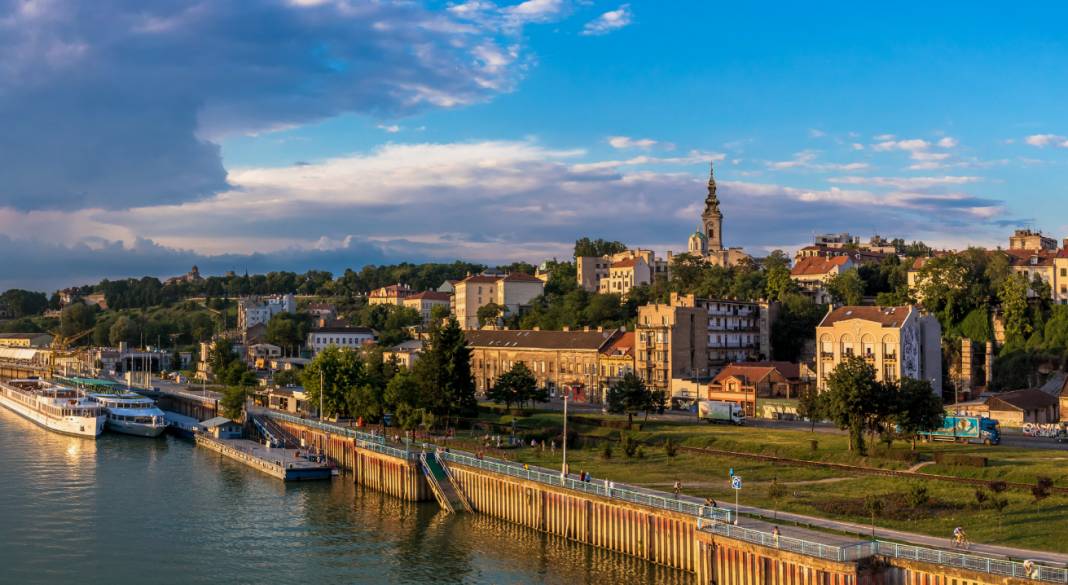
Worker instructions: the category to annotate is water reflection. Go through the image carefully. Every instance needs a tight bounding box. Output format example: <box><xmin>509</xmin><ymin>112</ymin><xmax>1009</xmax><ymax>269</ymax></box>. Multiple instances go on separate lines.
<box><xmin>0</xmin><ymin>407</ymin><xmax>689</xmax><ymax>585</ymax></box>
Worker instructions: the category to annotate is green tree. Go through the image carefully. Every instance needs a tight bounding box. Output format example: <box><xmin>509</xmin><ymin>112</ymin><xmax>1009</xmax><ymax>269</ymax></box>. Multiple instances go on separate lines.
<box><xmin>59</xmin><ymin>303</ymin><xmax>97</xmax><ymax>338</ymax></box>
<box><xmin>221</xmin><ymin>386</ymin><xmax>248</xmax><ymax>420</ymax></box>
<box><xmin>273</xmin><ymin>368</ymin><xmax>302</xmax><ymax>387</ymax></box>
<box><xmin>477</xmin><ymin>302</ymin><xmax>503</xmax><ymax>327</ymax></box>
<box><xmin>795</xmin><ymin>383</ymin><xmax>826</xmax><ymax>431</ymax></box>
<box><xmin>302</xmin><ymin>346</ymin><xmax>364</xmax><ymax>419</ymax></box>
<box><xmin>108</xmin><ymin>316</ymin><xmax>137</xmax><ymax>347</ymax></box>
<box><xmin>606</xmin><ymin>372</ymin><xmax>655</xmax><ymax>426</ymax></box>
<box><xmin>0</xmin><ymin>289</ymin><xmax>49</xmax><ymax>318</ymax></box>
<box><xmin>574</xmin><ymin>237</ymin><xmax>627</xmax><ymax>258</ymax></box>
<box><xmin>890</xmin><ymin>377</ymin><xmax>944</xmax><ymax>449</ymax></box>
<box><xmin>413</xmin><ymin>318</ymin><xmax>476</xmax><ymax>426</ymax></box>
<box><xmin>999</xmin><ymin>273</ymin><xmax>1032</xmax><ymax>344</ymax></box>
<box><xmin>826</xmin><ymin>268</ymin><xmax>865</xmax><ymax>306</ymax></box>
<box><xmin>824</xmin><ymin>356</ymin><xmax>883</xmax><ymax>454</ymax></box>
<box><xmin>266</xmin><ymin>312</ymin><xmax>309</xmax><ymax>352</ymax></box>
<box><xmin>771</xmin><ymin>293</ymin><xmax>824</xmax><ymax>362</ymax></box>
<box><xmin>765</xmin><ymin>264</ymin><xmax>798</xmax><ymax>302</ymax></box>
<box><xmin>487</xmin><ymin>362</ymin><xmax>538</xmax><ymax>409</ymax></box>
<box><xmin>385</xmin><ymin>369</ymin><xmax>427</xmax><ymax>435</ymax></box>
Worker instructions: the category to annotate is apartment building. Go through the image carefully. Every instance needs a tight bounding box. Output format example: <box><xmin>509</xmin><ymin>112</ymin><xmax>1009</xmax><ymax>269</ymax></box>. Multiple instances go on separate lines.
<box><xmin>306</xmin><ymin>326</ymin><xmax>377</xmax><ymax>355</ymax></box>
<box><xmin>466</xmin><ymin>328</ymin><xmax>621</xmax><ymax>403</ymax></box>
<box><xmin>576</xmin><ymin>249</ymin><xmax>668</xmax><ymax>294</ymax></box>
<box><xmin>790</xmin><ymin>256</ymin><xmax>854</xmax><ymax>304</ymax></box>
<box><xmin>815</xmin><ymin>305</ymin><xmax>942</xmax><ymax>394</ymax></box>
<box><xmin>635</xmin><ymin>297</ymin><xmax>707</xmax><ymax>395</ymax></box>
<box><xmin>452</xmin><ymin>273</ymin><xmax>544</xmax><ymax>329</ymax></box>
<box><xmin>402</xmin><ymin>291</ymin><xmax>452</xmax><ymax>323</ymax></box>
<box><xmin>368</xmin><ymin>284</ymin><xmax>414</xmax><ymax>306</ymax></box>
<box><xmin>237</xmin><ymin>294</ymin><xmax>295</xmax><ymax>331</ymax></box>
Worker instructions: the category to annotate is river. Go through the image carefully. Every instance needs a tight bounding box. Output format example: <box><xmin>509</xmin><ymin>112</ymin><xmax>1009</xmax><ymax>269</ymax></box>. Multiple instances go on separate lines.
<box><xmin>0</xmin><ymin>407</ymin><xmax>687</xmax><ymax>584</ymax></box>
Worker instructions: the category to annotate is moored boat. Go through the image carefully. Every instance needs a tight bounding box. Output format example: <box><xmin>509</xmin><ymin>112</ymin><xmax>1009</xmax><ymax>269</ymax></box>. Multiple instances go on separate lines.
<box><xmin>87</xmin><ymin>391</ymin><xmax>168</xmax><ymax>437</ymax></box>
<box><xmin>0</xmin><ymin>379</ymin><xmax>106</xmax><ymax>438</ymax></box>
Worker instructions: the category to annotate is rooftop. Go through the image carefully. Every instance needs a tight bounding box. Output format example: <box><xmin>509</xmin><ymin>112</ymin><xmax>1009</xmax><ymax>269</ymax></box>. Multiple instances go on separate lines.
<box><xmin>405</xmin><ymin>291</ymin><xmax>451</xmax><ymax>301</ymax></box>
<box><xmin>599</xmin><ymin>331</ymin><xmax>634</xmax><ymax>357</ymax></box>
<box><xmin>986</xmin><ymin>388</ymin><xmax>1059</xmax><ymax>411</ymax></box>
<box><xmin>790</xmin><ymin>256</ymin><xmax>850</xmax><ymax>276</ymax></box>
<box><xmin>466</xmin><ymin>329</ymin><xmax>617</xmax><ymax>351</ymax></box>
<box><xmin>819</xmin><ymin>306</ymin><xmax>913</xmax><ymax>328</ymax></box>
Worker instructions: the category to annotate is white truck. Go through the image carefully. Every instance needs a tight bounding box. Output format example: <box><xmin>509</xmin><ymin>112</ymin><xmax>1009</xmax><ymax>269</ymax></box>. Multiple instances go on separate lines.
<box><xmin>698</xmin><ymin>400</ymin><xmax>745</xmax><ymax>425</ymax></box>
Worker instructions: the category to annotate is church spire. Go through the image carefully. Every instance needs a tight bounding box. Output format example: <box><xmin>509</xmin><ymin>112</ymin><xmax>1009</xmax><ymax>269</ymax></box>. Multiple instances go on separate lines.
<box><xmin>704</xmin><ymin>161</ymin><xmax>720</xmax><ymax>213</ymax></box>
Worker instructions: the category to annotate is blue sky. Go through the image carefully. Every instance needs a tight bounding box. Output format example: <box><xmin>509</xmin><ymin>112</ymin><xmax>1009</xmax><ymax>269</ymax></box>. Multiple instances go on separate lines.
<box><xmin>1</xmin><ymin>1</ymin><xmax>1067</xmax><ymax>290</ymax></box>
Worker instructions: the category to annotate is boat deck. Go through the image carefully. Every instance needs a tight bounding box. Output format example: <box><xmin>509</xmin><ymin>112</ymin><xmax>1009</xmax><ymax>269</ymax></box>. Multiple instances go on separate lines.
<box><xmin>194</xmin><ymin>435</ymin><xmax>333</xmax><ymax>481</ymax></box>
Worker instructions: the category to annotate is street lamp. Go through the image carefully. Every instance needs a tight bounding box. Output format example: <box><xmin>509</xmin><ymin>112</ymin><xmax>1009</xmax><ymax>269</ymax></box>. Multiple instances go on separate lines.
<box><xmin>561</xmin><ymin>389</ymin><xmax>569</xmax><ymax>479</ymax></box>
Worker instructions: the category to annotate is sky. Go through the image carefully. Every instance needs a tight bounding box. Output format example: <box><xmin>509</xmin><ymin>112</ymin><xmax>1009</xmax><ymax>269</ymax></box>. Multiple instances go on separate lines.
<box><xmin>2</xmin><ymin>0</ymin><xmax>1068</xmax><ymax>291</ymax></box>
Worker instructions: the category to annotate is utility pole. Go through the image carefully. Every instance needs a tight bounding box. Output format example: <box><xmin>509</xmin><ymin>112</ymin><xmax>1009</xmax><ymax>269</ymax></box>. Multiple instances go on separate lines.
<box><xmin>320</xmin><ymin>368</ymin><xmax>324</xmax><ymax>422</ymax></box>
<box><xmin>561</xmin><ymin>389</ymin><xmax>568</xmax><ymax>479</ymax></box>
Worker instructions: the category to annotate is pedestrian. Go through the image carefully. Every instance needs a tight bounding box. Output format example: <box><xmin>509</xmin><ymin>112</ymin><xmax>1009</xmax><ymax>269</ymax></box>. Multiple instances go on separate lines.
<box><xmin>772</xmin><ymin>526</ymin><xmax>780</xmax><ymax>547</ymax></box>
<box><xmin>585</xmin><ymin>472</ymin><xmax>592</xmax><ymax>483</ymax></box>
<box><xmin>673</xmin><ymin>479</ymin><xmax>681</xmax><ymax>499</ymax></box>
<box><xmin>551</xmin><ymin>440</ymin><xmax>556</xmax><ymax>454</ymax></box>
<box><xmin>531</xmin><ymin>438</ymin><xmax>537</xmax><ymax>449</ymax></box>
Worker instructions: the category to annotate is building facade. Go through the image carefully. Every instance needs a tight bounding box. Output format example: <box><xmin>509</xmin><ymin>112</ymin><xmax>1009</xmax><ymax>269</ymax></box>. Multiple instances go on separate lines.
<box><xmin>707</xmin><ymin>362</ymin><xmax>804</xmax><ymax>417</ymax></box>
<box><xmin>402</xmin><ymin>291</ymin><xmax>452</xmax><ymax>324</ymax></box>
<box><xmin>576</xmin><ymin>249</ymin><xmax>668</xmax><ymax>294</ymax></box>
<box><xmin>237</xmin><ymin>294</ymin><xmax>296</xmax><ymax>331</ymax></box>
<box><xmin>368</xmin><ymin>284</ymin><xmax>414</xmax><ymax>306</ymax></box>
<box><xmin>453</xmin><ymin>273</ymin><xmax>545</xmax><ymax>329</ymax></box>
<box><xmin>0</xmin><ymin>333</ymin><xmax>54</xmax><ymax>348</ymax></box>
<box><xmin>306</xmin><ymin>327</ymin><xmax>377</xmax><ymax>355</ymax></box>
<box><xmin>815</xmin><ymin>305</ymin><xmax>942</xmax><ymax>394</ymax></box>
<box><xmin>790</xmin><ymin>256</ymin><xmax>854</xmax><ymax>304</ymax></box>
<box><xmin>466</xmin><ymin>328</ymin><xmax>620</xmax><ymax>402</ymax></box>
<box><xmin>636</xmin><ymin>298</ymin><xmax>708</xmax><ymax>395</ymax></box>
<box><xmin>598</xmin><ymin>331</ymin><xmax>635</xmax><ymax>401</ymax></box>
<box><xmin>693</xmin><ymin>296</ymin><xmax>775</xmax><ymax>366</ymax></box>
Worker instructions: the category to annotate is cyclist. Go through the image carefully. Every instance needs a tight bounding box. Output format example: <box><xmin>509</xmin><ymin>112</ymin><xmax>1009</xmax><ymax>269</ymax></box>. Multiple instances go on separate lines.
<box><xmin>953</xmin><ymin>526</ymin><xmax>968</xmax><ymax>549</ymax></box>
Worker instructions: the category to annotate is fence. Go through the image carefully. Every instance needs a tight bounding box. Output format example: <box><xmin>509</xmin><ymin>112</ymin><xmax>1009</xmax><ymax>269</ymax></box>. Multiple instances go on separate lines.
<box><xmin>264</xmin><ymin>412</ymin><xmax>1067</xmax><ymax>581</ymax></box>
<box><xmin>874</xmin><ymin>541</ymin><xmax>1067</xmax><ymax>583</ymax></box>
<box><xmin>699</xmin><ymin>521</ymin><xmax>876</xmax><ymax>563</ymax></box>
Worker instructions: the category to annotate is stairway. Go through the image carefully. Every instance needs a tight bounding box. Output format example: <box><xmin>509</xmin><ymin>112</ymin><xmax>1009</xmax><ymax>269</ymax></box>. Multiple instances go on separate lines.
<box><xmin>251</xmin><ymin>414</ymin><xmax>299</xmax><ymax>448</ymax></box>
<box><xmin>420</xmin><ymin>452</ymin><xmax>472</xmax><ymax>513</ymax></box>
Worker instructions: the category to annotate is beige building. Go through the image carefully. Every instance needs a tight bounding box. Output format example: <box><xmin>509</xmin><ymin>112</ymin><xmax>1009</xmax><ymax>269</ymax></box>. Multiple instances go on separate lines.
<box><xmin>815</xmin><ymin>305</ymin><xmax>942</xmax><ymax>394</ymax></box>
<box><xmin>383</xmin><ymin>339</ymin><xmax>424</xmax><ymax>369</ymax></box>
<box><xmin>790</xmin><ymin>256</ymin><xmax>854</xmax><ymax>304</ymax></box>
<box><xmin>402</xmin><ymin>291</ymin><xmax>452</xmax><ymax>323</ymax></box>
<box><xmin>452</xmin><ymin>273</ymin><xmax>545</xmax><ymax>329</ymax></box>
<box><xmin>686</xmin><ymin>163</ymin><xmax>751</xmax><ymax>268</ymax></box>
<box><xmin>467</xmin><ymin>328</ymin><xmax>620</xmax><ymax>403</ymax></box>
<box><xmin>636</xmin><ymin>298</ymin><xmax>708</xmax><ymax>395</ymax></box>
<box><xmin>368</xmin><ymin>284</ymin><xmax>414</xmax><ymax>306</ymax></box>
<box><xmin>576</xmin><ymin>248</ymin><xmax>667</xmax><ymax>294</ymax></box>
<box><xmin>1009</xmin><ymin>228</ymin><xmax>1058</xmax><ymax>252</ymax></box>
<box><xmin>598</xmin><ymin>331</ymin><xmax>635</xmax><ymax>399</ymax></box>
<box><xmin>0</xmin><ymin>333</ymin><xmax>54</xmax><ymax>348</ymax></box>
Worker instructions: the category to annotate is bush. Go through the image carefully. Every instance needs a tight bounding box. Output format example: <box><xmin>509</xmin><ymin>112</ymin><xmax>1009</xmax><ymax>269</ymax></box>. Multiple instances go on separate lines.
<box><xmin>635</xmin><ymin>446</ymin><xmax>645</xmax><ymax>459</ymax></box>
<box><xmin>601</xmin><ymin>443</ymin><xmax>613</xmax><ymax>460</ymax></box>
<box><xmin>664</xmin><ymin>438</ymin><xmax>678</xmax><ymax>457</ymax></box>
<box><xmin>619</xmin><ymin>432</ymin><xmax>639</xmax><ymax>458</ymax></box>
<box><xmin>810</xmin><ymin>439</ymin><xmax>819</xmax><ymax>452</ymax></box>
<box><xmin>906</xmin><ymin>484</ymin><xmax>929</xmax><ymax>508</ymax></box>
<box><xmin>989</xmin><ymin>480</ymin><xmax>1008</xmax><ymax>494</ymax></box>
<box><xmin>767</xmin><ymin>479</ymin><xmax>787</xmax><ymax>500</ymax></box>
<box><xmin>1033</xmin><ymin>477</ymin><xmax>1054</xmax><ymax>502</ymax></box>
<box><xmin>932</xmin><ymin>452</ymin><xmax>987</xmax><ymax>467</ymax></box>
<box><xmin>974</xmin><ymin>488</ymin><xmax>989</xmax><ymax>509</ymax></box>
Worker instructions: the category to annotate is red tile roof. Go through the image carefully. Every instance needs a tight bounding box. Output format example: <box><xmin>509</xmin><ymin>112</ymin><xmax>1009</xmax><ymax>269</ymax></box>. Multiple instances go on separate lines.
<box><xmin>790</xmin><ymin>255</ymin><xmax>850</xmax><ymax>277</ymax></box>
<box><xmin>406</xmin><ymin>291</ymin><xmax>451</xmax><ymax>302</ymax></box>
<box><xmin>600</xmin><ymin>331</ymin><xmax>634</xmax><ymax>357</ymax></box>
<box><xmin>986</xmin><ymin>389</ymin><xmax>1058</xmax><ymax>411</ymax></box>
<box><xmin>500</xmin><ymin>272</ymin><xmax>544</xmax><ymax>283</ymax></box>
<box><xmin>611</xmin><ymin>258</ymin><xmax>639</xmax><ymax>269</ymax></box>
<box><xmin>466</xmin><ymin>329</ymin><xmax>616</xmax><ymax>351</ymax></box>
<box><xmin>819</xmin><ymin>306</ymin><xmax>913</xmax><ymax>328</ymax></box>
<box><xmin>711</xmin><ymin>361</ymin><xmax>801</xmax><ymax>385</ymax></box>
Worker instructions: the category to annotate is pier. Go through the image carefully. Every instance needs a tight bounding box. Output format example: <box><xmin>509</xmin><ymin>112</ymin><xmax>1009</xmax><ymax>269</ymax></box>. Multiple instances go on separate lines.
<box><xmin>194</xmin><ymin>434</ymin><xmax>334</xmax><ymax>481</ymax></box>
<box><xmin>266</xmin><ymin>411</ymin><xmax>1068</xmax><ymax>585</ymax></box>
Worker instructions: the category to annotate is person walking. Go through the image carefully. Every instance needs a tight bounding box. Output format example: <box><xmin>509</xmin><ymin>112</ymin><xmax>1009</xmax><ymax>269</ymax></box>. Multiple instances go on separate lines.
<box><xmin>772</xmin><ymin>526</ymin><xmax>781</xmax><ymax>548</ymax></box>
<box><xmin>673</xmin><ymin>479</ymin><xmax>681</xmax><ymax>499</ymax></box>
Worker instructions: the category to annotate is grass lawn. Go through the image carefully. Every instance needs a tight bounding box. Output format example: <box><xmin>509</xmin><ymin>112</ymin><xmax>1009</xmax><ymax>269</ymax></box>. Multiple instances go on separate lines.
<box><xmin>464</xmin><ymin>407</ymin><xmax>1068</xmax><ymax>553</ymax></box>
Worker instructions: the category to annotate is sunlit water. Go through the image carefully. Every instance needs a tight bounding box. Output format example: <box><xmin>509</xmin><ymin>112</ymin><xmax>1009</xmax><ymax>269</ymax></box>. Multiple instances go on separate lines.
<box><xmin>0</xmin><ymin>407</ymin><xmax>687</xmax><ymax>584</ymax></box>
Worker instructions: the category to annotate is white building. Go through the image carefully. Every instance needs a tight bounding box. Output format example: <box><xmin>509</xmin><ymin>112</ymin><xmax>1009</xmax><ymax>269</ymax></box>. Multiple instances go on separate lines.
<box><xmin>237</xmin><ymin>294</ymin><xmax>296</xmax><ymax>331</ymax></box>
<box><xmin>306</xmin><ymin>327</ymin><xmax>377</xmax><ymax>355</ymax></box>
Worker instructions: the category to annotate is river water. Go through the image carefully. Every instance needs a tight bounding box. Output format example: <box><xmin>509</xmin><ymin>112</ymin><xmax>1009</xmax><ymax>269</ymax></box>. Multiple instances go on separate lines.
<box><xmin>0</xmin><ymin>407</ymin><xmax>687</xmax><ymax>585</ymax></box>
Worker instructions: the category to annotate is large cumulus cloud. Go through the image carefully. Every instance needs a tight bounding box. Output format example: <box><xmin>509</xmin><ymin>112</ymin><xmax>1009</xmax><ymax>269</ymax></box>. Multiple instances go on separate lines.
<box><xmin>0</xmin><ymin>0</ymin><xmax>524</xmax><ymax>210</ymax></box>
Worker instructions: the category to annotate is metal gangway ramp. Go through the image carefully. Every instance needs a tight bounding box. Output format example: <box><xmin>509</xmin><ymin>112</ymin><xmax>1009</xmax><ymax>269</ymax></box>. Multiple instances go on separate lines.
<box><xmin>419</xmin><ymin>451</ymin><xmax>472</xmax><ymax>513</ymax></box>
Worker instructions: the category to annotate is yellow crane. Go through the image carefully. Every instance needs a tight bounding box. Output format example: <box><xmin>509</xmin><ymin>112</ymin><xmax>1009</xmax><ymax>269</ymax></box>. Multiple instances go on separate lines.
<box><xmin>48</xmin><ymin>328</ymin><xmax>94</xmax><ymax>378</ymax></box>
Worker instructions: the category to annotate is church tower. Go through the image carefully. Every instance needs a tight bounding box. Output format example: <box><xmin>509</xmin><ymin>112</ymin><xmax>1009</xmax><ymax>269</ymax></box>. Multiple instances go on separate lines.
<box><xmin>701</xmin><ymin>162</ymin><xmax>723</xmax><ymax>252</ymax></box>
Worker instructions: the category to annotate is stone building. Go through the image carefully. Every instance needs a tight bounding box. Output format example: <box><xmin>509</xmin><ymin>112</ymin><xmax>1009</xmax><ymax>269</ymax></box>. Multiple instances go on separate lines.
<box><xmin>452</xmin><ymin>273</ymin><xmax>544</xmax><ymax>329</ymax></box>
<box><xmin>576</xmin><ymin>248</ymin><xmax>668</xmax><ymax>294</ymax></box>
<box><xmin>815</xmin><ymin>305</ymin><xmax>942</xmax><ymax>394</ymax></box>
<box><xmin>636</xmin><ymin>298</ymin><xmax>708</xmax><ymax>395</ymax></box>
<box><xmin>466</xmin><ymin>328</ymin><xmax>621</xmax><ymax>403</ymax></box>
<box><xmin>368</xmin><ymin>284</ymin><xmax>414</xmax><ymax>306</ymax></box>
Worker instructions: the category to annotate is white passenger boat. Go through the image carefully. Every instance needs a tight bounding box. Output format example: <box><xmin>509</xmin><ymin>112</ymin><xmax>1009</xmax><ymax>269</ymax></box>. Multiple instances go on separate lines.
<box><xmin>87</xmin><ymin>391</ymin><xmax>168</xmax><ymax>437</ymax></box>
<box><xmin>0</xmin><ymin>379</ymin><xmax>106</xmax><ymax>438</ymax></box>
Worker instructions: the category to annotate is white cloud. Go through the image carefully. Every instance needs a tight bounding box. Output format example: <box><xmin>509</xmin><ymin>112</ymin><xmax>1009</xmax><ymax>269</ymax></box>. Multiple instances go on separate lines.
<box><xmin>607</xmin><ymin>135</ymin><xmax>660</xmax><ymax>150</ymax></box>
<box><xmin>582</xmin><ymin>4</ymin><xmax>632</xmax><ymax>36</ymax></box>
<box><xmin>870</xmin><ymin>136</ymin><xmax>960</xmax><ymax>169</ymax></box>
<box><xmin>829</xmin><ymin>176</ymin><xmax>982</xmax><ymax>189</ymax></box>
<box><xmin>851</xmin><ymin>143</ymin><xmax>864</xmax><ymax>151</ymax></box>
<box><xmin>936</xmin><ymin>136</ymin><xmax>958</xmax><ymax>148</ymax></box>
<box><xmin>1024</xmin><ymin>134</ymin><xmax>1068</xmax><ymax>148</ymax></box>
<box><xmin>766</xmin><ymin>150</ymin><xmax>869</xmax><ymax>172</ymax></box>
<box><xmin>377</xmin><ymin>124</ymin><xmax>401</xmax><ymax>133</ymax></box>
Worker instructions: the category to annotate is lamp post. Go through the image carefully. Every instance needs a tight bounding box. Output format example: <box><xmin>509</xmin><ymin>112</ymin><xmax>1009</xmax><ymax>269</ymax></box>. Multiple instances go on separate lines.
<box><xmin>319</xmin><ymin>368</ymin><xmax>324</xmax><ymax>422</ymax></box>
<box><xmin>561</xmin><ymin>389</ymin><xmax>569</xmax><ymax>479</ymax></box>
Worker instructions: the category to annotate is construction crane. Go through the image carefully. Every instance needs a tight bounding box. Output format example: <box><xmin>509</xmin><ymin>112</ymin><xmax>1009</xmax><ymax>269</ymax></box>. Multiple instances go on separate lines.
<box><xmin>48</xmin><ymin>328</ymin><xmax>94</xmax><ymax>378</ymax></box>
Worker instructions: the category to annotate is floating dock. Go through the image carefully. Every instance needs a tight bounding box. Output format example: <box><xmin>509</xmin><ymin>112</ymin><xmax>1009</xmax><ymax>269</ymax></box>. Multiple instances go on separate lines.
<box><xmin>194</xmin><ymin>434</ymin><xmax>333</xmax><ymax>481</ymax></box>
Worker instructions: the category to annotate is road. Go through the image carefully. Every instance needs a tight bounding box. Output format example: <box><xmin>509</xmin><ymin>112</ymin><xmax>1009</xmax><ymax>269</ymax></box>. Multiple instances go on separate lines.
<box><xmin>525</xmin><ymin>399</ymin><xmax>1068</xmax><ymax>450</ymax></box>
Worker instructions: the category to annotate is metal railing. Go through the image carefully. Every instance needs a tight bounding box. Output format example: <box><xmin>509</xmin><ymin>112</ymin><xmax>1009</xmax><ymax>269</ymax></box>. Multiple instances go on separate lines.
<box><xmin>265</xmin><ymin>412</ymin><xmax>419</xmax><ymax>461</ymax></box>
<box><xmin>265</xmin><ymin>411</ymin><xmax>1067</xmax><ymax>581</ymax></box>
<box><xmin>438</xmin><ymin>449</ymin><xmax>733</xmax><ymax>523</ymax></box>
<box><xmin>699</xmin><ymin>521</ymin><xmax>875</xmax><ymax>563</ymax></box>
<box><xmin>874</xmin><ymin>541</ymin><xmax>1067</xmax><ymax>583</ymax></box>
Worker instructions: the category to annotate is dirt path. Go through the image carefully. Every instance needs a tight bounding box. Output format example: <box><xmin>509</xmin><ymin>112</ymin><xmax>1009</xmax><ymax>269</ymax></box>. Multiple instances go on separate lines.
<box><xmin>906</xmin><ymin>461</ymin><xmax>935</xmax><ymax>473</ymax></box>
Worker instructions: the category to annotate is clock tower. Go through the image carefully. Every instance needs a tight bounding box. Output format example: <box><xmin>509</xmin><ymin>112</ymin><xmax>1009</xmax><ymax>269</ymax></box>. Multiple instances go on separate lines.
<box><xmin>701</xmin><ymin>162</ymin><xmax>723</xmax><ymax>253</ymax></box>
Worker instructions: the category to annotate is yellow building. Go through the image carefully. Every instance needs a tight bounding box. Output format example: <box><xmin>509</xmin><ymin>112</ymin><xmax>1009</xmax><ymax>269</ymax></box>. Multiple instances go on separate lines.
<box><xmin>790</xmin><ymin>256</ymin><xmax>854</xmax><ymax>304</ymax></box>
<box><xmin>598</xmin><ymin>331</ymin><xmax>635</xmax><ymax>400</ymax></box>
<box><xmin>466</xmin><ymin>328</ymin><xmax>620</xmax><ymax>403</ymax></box>
<box><xmin>635</xmin><ymin>298</ymin><xmax>708</xmax><ymax>395</ymax></box>
<box><xmin>815</xmin><ymin>305</ymin><xmax>942</xmax><ymax>394</ymax></box>
<box><xmin>368</xmin><ymin>284</ymin><xmax>414</xmax><ymax>306</ymax></box>
<box><xmin>0</xmin><ymin>333</ymin><xmax>54</xmax><ymax>348</ymax></box>
<box><xmin>401</xmin><ymin>291</ymin><xmax>452</xmax><ymax>323</ymax></box>
<box><xmin>452</xmin><ymin>273</ymin><xmax>544</xmax><ymax>329</ymax></box>
<box><xmin>576</xmin><ymin>248</ymin><xmax>667</xmax><ymax>294</ymax></box>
